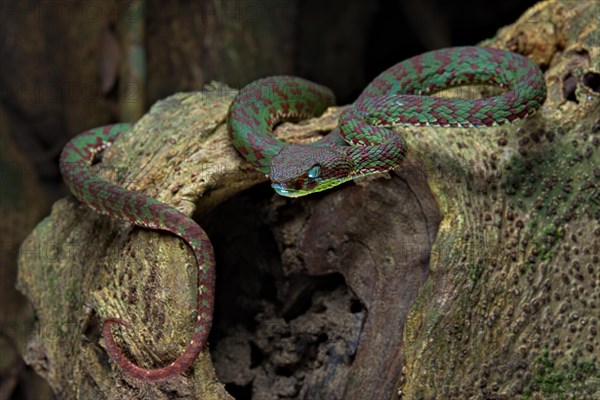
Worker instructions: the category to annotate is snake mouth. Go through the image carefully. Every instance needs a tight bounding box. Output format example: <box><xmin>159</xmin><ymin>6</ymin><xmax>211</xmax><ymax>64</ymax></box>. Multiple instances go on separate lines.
<box><xmin>271</xmin><ymin>183</ymin><xmax>305</xmax><ymax>198</ymax></box>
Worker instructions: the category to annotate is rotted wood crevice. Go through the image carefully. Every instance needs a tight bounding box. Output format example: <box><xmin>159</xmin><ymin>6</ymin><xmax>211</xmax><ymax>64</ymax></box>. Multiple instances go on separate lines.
<box><xmin>204</xmin><ymin>155</ymin><xmax>441</xmax><ymax>400</ymax></box>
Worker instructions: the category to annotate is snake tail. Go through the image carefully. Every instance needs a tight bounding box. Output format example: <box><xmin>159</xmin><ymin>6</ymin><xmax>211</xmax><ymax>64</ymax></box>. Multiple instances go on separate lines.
<box><xmin>59</xmin><ymin>124</ymin><xmax>216</xmax><ymax>382</ymax></box>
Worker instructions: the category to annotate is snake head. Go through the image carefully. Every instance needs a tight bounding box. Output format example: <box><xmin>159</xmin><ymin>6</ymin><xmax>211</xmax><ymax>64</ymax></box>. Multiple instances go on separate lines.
<box><xmin>269</xmin><ymin>144</ymin><xmax>354</xmax><ymax>197</ymax></box>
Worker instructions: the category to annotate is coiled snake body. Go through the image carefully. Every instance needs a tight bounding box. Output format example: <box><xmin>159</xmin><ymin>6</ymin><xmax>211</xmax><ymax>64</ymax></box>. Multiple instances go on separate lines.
<box><xmin>60</xmin><ymin>46</ymin><xmax>546</xmax><ymax>381</ymax></box>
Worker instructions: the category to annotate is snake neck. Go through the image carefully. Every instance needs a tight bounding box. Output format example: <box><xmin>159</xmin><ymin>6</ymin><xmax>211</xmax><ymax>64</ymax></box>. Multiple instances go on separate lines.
<box><xmin>227</xmin><ymin>76</ymin><xmax>336</xmax><ymax>176</ymax></box>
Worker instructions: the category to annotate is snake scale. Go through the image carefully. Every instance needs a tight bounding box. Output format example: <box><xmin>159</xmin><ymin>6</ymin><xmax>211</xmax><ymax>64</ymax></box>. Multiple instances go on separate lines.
<box><xmin>59</xmin><ymin>46</ymin><xmax>546</xmax><ymax>381</ymax></box>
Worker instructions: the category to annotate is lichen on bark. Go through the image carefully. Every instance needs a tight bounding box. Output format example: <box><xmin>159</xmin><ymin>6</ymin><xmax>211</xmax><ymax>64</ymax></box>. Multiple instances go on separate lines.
<box><xmin>402</xmin><ymin>1</ymin><xmax>600</xmax><ymax>398</ymax></box>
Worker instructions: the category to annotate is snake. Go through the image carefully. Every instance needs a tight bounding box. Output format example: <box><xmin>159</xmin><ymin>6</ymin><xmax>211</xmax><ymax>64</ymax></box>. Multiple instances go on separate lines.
<box><xmin>59</xmin><ymin>46</ymin><xmax>546</xmax><ymax>381</ymax></box>
<box><xmin>229</xmin><ymin>46</ymin><xmax>546</xmax><ymax>196</ymax></box>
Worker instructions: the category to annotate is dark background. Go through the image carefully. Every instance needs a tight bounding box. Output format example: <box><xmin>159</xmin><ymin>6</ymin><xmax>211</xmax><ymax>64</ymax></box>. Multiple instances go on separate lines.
<box><xmin>0</xmin><ymin>0</ymin><xmax>539</xmax><ymax>399</ymax></box>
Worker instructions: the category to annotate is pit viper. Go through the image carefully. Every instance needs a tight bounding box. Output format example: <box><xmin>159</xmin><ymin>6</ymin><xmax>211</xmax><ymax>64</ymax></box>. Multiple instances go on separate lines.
<box><xmin>59</xmin><ymin>46</ymin><xmax>546</xmax><ymax>381</ymax></box>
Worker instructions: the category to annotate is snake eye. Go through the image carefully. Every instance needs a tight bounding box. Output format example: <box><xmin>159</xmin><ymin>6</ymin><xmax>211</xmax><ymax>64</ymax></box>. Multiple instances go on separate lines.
<box><xmin>307</xmin><ymin>164</ymin><xmax>321</xmax><ymax>179</ymax></box>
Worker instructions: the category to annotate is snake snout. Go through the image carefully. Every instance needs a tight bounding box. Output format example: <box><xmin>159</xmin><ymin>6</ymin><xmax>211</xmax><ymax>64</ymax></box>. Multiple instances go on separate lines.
<box><xmin>269</xmin><ymin>143</ymin><xmax>355</xmax><ymax>197</ymax></box>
